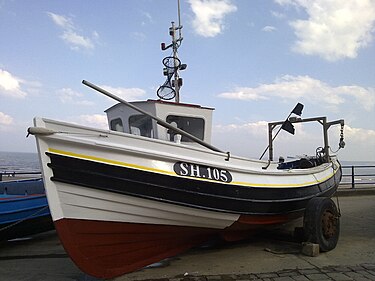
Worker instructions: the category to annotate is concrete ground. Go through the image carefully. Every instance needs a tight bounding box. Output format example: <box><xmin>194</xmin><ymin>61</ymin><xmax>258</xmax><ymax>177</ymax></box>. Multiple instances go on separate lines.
<box><xmin>0</xmin><ymin>193</ymin><xmax>374</xmax><ymax>281</ymax></box>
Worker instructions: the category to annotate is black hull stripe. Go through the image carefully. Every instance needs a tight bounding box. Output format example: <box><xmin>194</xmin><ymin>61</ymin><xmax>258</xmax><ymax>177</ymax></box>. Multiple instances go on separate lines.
<box><xmin>46</xmin><ymin>152</ymin><xmax>341</xmax><ymax>215</ymax></box>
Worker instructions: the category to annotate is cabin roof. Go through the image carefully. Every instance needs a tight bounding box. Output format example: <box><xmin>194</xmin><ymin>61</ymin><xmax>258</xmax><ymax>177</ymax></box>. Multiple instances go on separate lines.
<box><xmin>105</xmin><ymin>99</ymin><xmax>214</xmax><ymax>113</ymax></box>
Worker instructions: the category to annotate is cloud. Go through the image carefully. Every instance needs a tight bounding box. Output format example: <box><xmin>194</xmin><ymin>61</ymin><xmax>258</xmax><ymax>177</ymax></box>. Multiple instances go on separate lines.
<box><xmin>338</xmin><ymin>125</ymin><xmax>375</xmax><ymax>160</ymax></box>
<box><xmin>0</xmin><ymin>112</ymin><xmax>13</xmax><ymax>126</ymax></box>
<box><xmin>275</xmin><ymin>0</ymin><xmax>375</xmax><ymax>61</ymax></box>
<box><xmin>101</xmin><ymin>85</ymin><xmax>146</xmax><ymax>101</ymax></box>
<box><xmin>131</xmin><ymin>32</ymin><xmax>146</xmax><ymax>41</ymax></box>
<box><xmin>218</xmin><ymin>75</ymin><xmax>375</xmax><ymax>111</ymax></box>
<box><xmin>0</xmin><ymin>112</ymin><xmax>14</xmax><ymax>133</ymax></box>
<box><xmin>46</xmin><ymin>12</ymin><xmax>74</xmax><ymax>29</ymax></box>
<box><xmin>60</xmin><ymin>30</ymin><xmax>94</xmax><ymax>50</ymax></box>
<box><xmin>212</xmin><ymin>121</ymin><xmax>268</xmax><ymax>158</ymax></box>
<box><xmin>141</xmin><ymin>11</ymin><xmax>154</xmax><ymax>25</ymax></box>
<box><xmin>58</xmin><ymin>85</ymin><xmax>145</xmax><ymax>108</ymax></box>
<box><xmin>188</xmin><ymin>0</ymin><xmax>237</xmax><ymax>37</ymax></box>
<box><xmin>213</xmin><ymin>120</ymin><xmax>319</xmax><ymax>158</ymax></box>
<box><xmin>271</xmin><ymin>11</ymin><xmax>286</xmax><ymax>19</ymax></box>
<box><xmin>215</xmin><ymin>121</ymin><xmax>268</xmax><ymax>137</ymax></box>
<box><xmin>76</xmin><ymin>114</ymin><xmax>108</xmax><ymax>129</ymax></box>
<box><xmin>215</xmin><ymin>120</ymin><xmax>309</xmax><ymax>141</ymax></box>
<box><xmin>0</xmin><ymin>69</ymin><xmax>27</xmax><ymax>98</ymax></box>
<box><xmin>213</xmin><ymin>120</ymin><xmax>375</xmax><ymax>161</ymax></box>
<box><xmin>262</xmin><ymin>26</ymin><xmax>277</xmax><ymax>32</ymax></box>
<box><xmin>345</xmin><ymin>125</ymin><xmax>375</xmax><ymax>142</ymax></box>
<box><xmin>57</xmin><ymin>88</ymin><xmax>94</xmax><ymax>106</ymax></box>
<box><xmin>47</xmin><ymin>12</ymin><xmax>98</xmax><ymax>51</ymax></box>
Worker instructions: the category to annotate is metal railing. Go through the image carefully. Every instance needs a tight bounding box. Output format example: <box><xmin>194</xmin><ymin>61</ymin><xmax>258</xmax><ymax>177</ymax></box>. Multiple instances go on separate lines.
<box><xmin>0</xmin><ymin>171</ymin><xmax>41</xmax><ymax>182</ymax></box>
<box><xmin>341</xmin><ymin>165</ymin><xmax>375</xmax><ymax>189</ymax></box>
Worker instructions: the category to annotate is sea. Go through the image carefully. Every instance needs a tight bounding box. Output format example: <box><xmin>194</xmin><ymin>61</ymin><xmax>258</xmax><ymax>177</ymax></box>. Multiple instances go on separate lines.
<box><xmin>340</xmin><ymin>160</ymin><xmax>375</xmax><ymax>186</ymax></box>
<box><xmin>0</xmin><ymin>151</ymin><xmax>41</xmax><ymax>174</ymax></box>
<box><xmin>0</xmin><ymin>151</ymin><xmax>374</xmax><ymax>187</ymax></box>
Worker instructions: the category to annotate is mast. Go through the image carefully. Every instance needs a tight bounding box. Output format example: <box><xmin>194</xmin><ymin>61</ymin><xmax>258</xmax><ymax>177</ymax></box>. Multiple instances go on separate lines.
<box><xmin>157</xmin><ymin>0</ymin><xmax>186</xmax><ymax>103</ymax></box>
<box><xmin>170</xmin><ymin>21</ymin><xmax>181</xmax><ymax>103</ymax></box>
<box><xmin>175</xmin><ymin>0</ymin><xmax>182</xmax><ymax>102</ymax></box>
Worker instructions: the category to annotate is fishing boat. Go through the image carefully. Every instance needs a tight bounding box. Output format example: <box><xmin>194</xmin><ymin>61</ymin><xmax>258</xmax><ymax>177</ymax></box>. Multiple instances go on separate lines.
<box><xmin>0</xmin><ymin>177</ymin><xmax>53</xmax><ymax>241</ymax></box>
<box><xmin>28</xmin><ymin>3</ymin><xmax>346</xmax><ymax>279</ymax></box>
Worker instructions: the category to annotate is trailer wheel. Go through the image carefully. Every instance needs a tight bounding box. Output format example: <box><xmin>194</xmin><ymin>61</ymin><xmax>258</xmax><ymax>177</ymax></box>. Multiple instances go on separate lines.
<box><xmin>303</xmin><ymin>197</ymin><xmax>340</xmax><ymax>252</ymax></box>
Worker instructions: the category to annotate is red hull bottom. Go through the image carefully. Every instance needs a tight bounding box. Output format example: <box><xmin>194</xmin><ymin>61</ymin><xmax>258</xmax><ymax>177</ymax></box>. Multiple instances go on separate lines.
<box><xmin>54</xmin><ymin>215</ymin><xmax>296</xmax><ymax>278</ymax></box>
<box><xmin>55</xmin><ymin>218</ymin><xmax>217</xmax><ymax>278</ymax></box>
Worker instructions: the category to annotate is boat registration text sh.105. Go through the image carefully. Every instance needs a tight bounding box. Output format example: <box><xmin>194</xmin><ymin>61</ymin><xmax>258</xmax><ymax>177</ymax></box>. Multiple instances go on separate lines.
<box><xmin>173</xmin><ymin>162</ymin><xmax>232</xmax><ymax>183</ymax></box>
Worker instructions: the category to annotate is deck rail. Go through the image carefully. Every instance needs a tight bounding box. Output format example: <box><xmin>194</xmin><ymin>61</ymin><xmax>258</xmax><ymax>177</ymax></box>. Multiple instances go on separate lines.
<box><xmin>341</xmin><ymin>165</ymin><xmax>375</xmax><ymax>189</ymax></box>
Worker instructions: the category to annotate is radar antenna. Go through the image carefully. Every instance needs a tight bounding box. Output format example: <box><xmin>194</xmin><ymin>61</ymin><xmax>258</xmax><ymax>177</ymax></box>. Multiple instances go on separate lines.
<box><xmin>157</xmin><ymin>0</ymin><xmax>187</xmax><ymax>103</ymax></box>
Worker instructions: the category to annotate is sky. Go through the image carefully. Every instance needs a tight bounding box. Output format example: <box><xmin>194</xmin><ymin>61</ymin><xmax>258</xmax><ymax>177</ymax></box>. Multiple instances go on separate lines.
<box><xmin>0</xmin><ymin>0</ymin><xmax>374</xmax><ymax>161</ymax></box>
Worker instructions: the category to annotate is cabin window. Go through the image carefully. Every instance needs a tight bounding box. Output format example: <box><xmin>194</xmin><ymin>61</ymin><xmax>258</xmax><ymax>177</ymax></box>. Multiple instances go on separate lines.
<box><xmin>129</xmin><ymin>115</ymin><xmax>153</xmax><ymax>138</ymax></box>
<box><xmin>166</xmin><ymin>115</ymin><xmax>204</xmax><ymax>142</ymax></box>
<box><xmin>110</xmin><ymin>118</ymin><xmax>124</xmax><ymax>132</ymax></box>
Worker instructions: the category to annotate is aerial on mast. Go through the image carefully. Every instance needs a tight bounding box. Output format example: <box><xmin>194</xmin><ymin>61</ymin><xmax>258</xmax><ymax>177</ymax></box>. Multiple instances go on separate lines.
<box><xmin>157</xmin><ymin>0</ymin><xmax>187</xmax><ymax>103</ymax></box>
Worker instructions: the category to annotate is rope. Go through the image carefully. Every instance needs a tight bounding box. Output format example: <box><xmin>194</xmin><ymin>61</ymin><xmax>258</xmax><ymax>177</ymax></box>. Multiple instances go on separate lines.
<box><xmin>335</xmin><ymin>195</ymin><xmax>342</xmax><ymax>218</ymax></box>
<box><xmin>0</xmin><ymin>206</ymin><xmax>49</xmax><ymax>233</ymax></box>
<box><xmin>332</xmin><ymin>162</ymin><xmax>342</xmax><ymax>217</ymax></box>
<box><xmin>330</xmin><ymin>146</ymin><xmax>342</xmax><ymax>154</ymax></box>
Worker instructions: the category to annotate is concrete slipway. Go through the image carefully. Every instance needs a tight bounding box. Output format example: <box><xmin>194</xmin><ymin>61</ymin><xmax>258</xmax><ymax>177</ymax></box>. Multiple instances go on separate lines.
<box><xmin>0</xmin><ymin>192</ymin><xmax>374</xmax><ymax>281</ymax></box>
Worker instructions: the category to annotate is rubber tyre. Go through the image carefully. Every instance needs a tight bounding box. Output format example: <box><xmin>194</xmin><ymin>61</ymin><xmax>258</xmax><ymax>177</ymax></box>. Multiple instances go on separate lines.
<box><xmin>303</xmin><ymin>197</ymin><xmax>340</xmax><ymax>252</ymax></box>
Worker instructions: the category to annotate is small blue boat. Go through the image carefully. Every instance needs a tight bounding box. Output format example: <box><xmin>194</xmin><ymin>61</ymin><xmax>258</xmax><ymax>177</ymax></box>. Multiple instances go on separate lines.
<box><xmin>0</xmin><ymin>178</ymin><xmax>53</xmax><ymax>241</ymax></box>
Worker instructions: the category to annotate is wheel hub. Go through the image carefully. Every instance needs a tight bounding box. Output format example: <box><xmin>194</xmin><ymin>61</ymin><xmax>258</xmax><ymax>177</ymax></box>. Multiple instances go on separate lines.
<box><xmin>322</xmin><ymin>210</ymin><xmax>337</xmax><ymax>239</ymax></box>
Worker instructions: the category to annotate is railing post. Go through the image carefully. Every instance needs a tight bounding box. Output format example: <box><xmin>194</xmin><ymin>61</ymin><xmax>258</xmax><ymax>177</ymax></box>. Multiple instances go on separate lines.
<box><xmin>351</xmin><ymin>165</ymin><xmax>355</xmax><ymax>189</ymax></box>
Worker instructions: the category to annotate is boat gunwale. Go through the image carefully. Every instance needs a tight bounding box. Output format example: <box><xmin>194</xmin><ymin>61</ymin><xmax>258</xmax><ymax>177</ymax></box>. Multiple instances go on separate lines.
<box><xmin>35</xmin><ymin>116</ymin><xmax>335</xmax><ymax>175</ymax></box>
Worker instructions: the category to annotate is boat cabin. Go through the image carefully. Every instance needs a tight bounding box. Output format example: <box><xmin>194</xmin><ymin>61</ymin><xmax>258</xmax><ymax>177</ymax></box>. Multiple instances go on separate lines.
<box><xmin>105</xmin><ymin>100</ymin><xmax>214</xmax><ymax>146</ymax></box>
